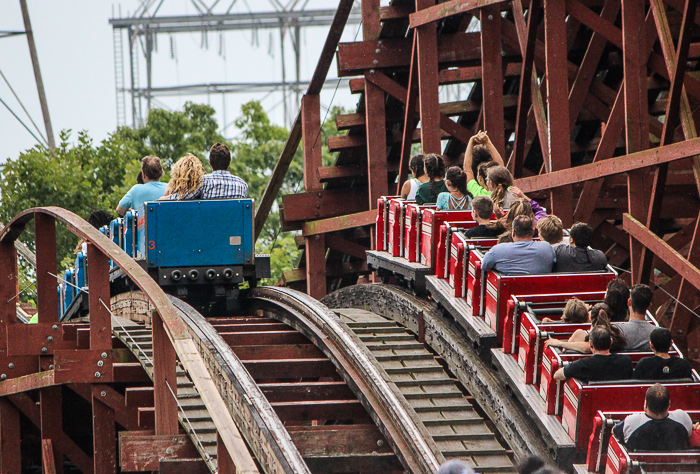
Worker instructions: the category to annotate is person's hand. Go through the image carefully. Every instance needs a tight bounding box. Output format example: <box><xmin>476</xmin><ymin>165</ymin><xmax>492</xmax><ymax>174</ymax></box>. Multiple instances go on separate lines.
<box><xmin>473</xmin><ymin>130</ymin><xmax>488</xmax><ymax>144</ymax></box>
<box><xmin>542</xmin><ymin>317</ymin><xmax>554</xmax><ymax>323</ymax></box>
<box><xmin>544</xmin><ymin>339</ymin><xmax>560</xmax><ymax>348</ymax></box>
<box><xmin>493</xmin><ymin>206</ymin><xmax>504</xmax><ymax>219</ymax></box>
<box><xmin>510</xmin><ymin>186</ymin><xmax>527</xmax><ymax>200</ymax></box>
<box><xmin>694</xmin><ymin>422</ymin><xmax>700</xmax><ymax>431</ymax></box>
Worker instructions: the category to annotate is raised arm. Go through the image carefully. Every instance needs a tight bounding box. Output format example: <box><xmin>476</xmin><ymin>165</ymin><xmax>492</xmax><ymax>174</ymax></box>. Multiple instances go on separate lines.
<box><xmin>482</xmin><ymin>134</ymin><xmax>504</xmax><ymax>166</ymax></box>
<box><xmin>463</xmin><ymin>135</ymin><xmax>478</xmax><ymax>182</ymax></box>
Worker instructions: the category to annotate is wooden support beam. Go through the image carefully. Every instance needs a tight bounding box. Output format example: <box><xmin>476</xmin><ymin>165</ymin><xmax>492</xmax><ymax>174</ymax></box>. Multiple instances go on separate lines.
<box><xmin>671</xmin><ymin>212</ymin><xmax>700</xmax><ymax>355</ymax></box>
<box><xmin>516</xmin><ymin>137</ymin><xmax>700</xmax><ymax>192</ymax></box>
<box><xmin>365</xmin><ymin>78</ymin><xmax>388</xmax><ymax>208</ymax></box>
<box><xmin>217</xmin><ymin>432</ymin><xmax>235</xmax><ymax>474</ymax></box>
<box><xmin>397</xmin><ymin>34</ymin><xmax>420</xmax><ymax>195</ymax></box>
<box><xmin>282</xmin><ymin>188</ymin><xmax>369</xmax><ymax>224</ymax></box>
<box><xmin>480</xmin><ymin>5</ymin><xmax>506</xmax><ymax>158</ymax></box>
<box><xmin>86</xmin><ymin>243</ymin><xmax>111</xmax><ymax>351</ymax></box>
<box><xmin>302</xmin><ymin>210</ymin><xmax>376</xmax><ymax>236</ymax></box>
<box><xmin>35</xmin><ymin>213</ymin><xmax>58</xmax><ymax>323</ymax></box>
<box><xmin>302</xmin><ymin>95</ymin><xmax>323</xmax><ymax>192</ymax></box>
<box><xmin>118</xmin><ymin>432</ymin><xmax>200</xmax><ymax>472</ymax></box>
<box><xmin>325</xmin><ymin>235</ymin><xmax>370</xmax><ymax>260</ymax></box>
<box><xmin>409</xmin><ymin>0</ymin><xmax>509</xmax><ymax>28</ymax></box>
<box><xmin>92</xmin><ymin>391</ymin><xmax>117</xmax><ymax>474</ymax></box>
<box><xmin>42</xmin><ymin>439</ymin><xmax>57</xmax><ymax>474</ymax></box>
<box><xmin>40</xmin><ymin>386</ymin><xmax>64</xmax><ymax>474</ymax></box>
<box><xmin>362</xmin><ymin>0</ymin><xmax>381</xmax><ymax>41</ymax></box>
<box><xmin>152</xmin><ymin>311</ymin><xmax>178</xmax><ymax>436</ymax></box>
<box><xmin>0</xmin><ymin>398</ymin><xmax>21</xmax><ymax>473</ymax></box>
<box><xmin>416</xmin><ymin>0</ymin><xmax>442</xmax><ymax>154</ymax></box>
<box><xmin>544</xmin><ymin>0</ymin><xmax>573</xmax><ymax>225</ymax></box>
<box><xmin>305</xmin><ymin>235</ymin><xmax>327</xmax><ymax>299</ymax></box>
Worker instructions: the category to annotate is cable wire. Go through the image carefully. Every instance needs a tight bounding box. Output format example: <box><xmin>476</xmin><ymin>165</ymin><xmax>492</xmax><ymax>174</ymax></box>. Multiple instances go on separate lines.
<box><xmin>0</xmin><ymin>96</ymin><xmax>45</xmax><ymax>146</ymax></box>
<box><xmin>0</xmin><ymin>67</ymin><xmax>47</xmax><ymax>144</ymax></box>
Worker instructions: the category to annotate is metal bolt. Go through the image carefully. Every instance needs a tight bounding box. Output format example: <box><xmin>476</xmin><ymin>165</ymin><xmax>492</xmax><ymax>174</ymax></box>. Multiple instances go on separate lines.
<box><xmin>49</xmin><ymin>365</ymin><xmax>54</xmax><ymax>370</ymax></box>
<box><xmin>52</xmin><ymin>325</ymin><xmax>58</xmax><ymax>330</ymax></box>
<box><xmin>488</xmin><ymin>14</ymin><xmax>493</xmax><ymax>20</ymax></box>
<box><xmin>47</xmin><ymin>336</ymin><xmax>53</xmax><ymax>342</ymax></box>
<box><xmin>1</xmin><ymin>374</ymin><xmax>5</xmax><ymax>380</ymax></box>
<box><xmin>375</xmin><ymin>48</ymin><xmax>381</xmax><ymax>54</ymax></box>
<box><xmin>101</xmin><ymin>391</ymin><xmax>107</xmax><ymax>397</ymax></box>
<box><xmin>41</xmin><ymin>347</ymin><xmax>47</xmax><ymax>353</ymax></box>
<box><xmin>172</xmin><ymin>438</ymin><xmax>178</xmax><ymax>443</ymax></box>
<box><xmin>101</xmin><ymin>352</ymin><xmax>108</xmax><ymax>359</ymax></box>
<box><xmin>165</xmin><ymin>448</ymin><xmax>173</xmax><ymax>455</ymax></box>
<box><xmin>94</xmin><ymin>372</ymin><xmax>101</xmax><ymax>378</ymax></box>
<box><xmin>378</xmin><ymin>40</ymin><xmax>383</xmax><ymax>46</ymax></box>
<box><xmin>369</xmin><ymin>69</ymin><xmax>376</xmax><ymax>75</ymax></box>
<box><xmin>97</xmin><ymin>360</ymin><xmax>104</xmax><ymax>367</ymax></box>
<box><xmin>8</xmin><ymin>363</ymin><xmax>14</xmax><ymax>369</ymax></box>
<box><xmin>373</xmin><ymin>59</ymin><xmax>379</xmax><ymax>65</ymax></box>
<box><xmin>376</xmin><ymin>439</ymin><xmax>384</xmax><ymax>447</ymax></box>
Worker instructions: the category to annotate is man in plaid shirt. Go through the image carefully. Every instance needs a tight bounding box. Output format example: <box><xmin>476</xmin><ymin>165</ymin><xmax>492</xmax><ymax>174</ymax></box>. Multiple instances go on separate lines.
<box><xmin>199</xmin><ymin>143</ymin><xmax>248</xmax><ymax>199</ymax></box>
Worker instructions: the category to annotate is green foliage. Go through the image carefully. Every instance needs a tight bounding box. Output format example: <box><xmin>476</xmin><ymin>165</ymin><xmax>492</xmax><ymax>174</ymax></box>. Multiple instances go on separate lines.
<box><xmin>0</xmin><ymin>100</ymin><xmax>346</xmax><ymax>294</ymax></box>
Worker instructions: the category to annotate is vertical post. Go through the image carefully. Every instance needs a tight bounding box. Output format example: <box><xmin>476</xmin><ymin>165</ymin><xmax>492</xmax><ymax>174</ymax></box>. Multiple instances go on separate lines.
<box><xmin>415</xmin><ymin>0</ymin><xmax>441</xmax><ymax>154</ymax></box>
<box><xmin>397</xmin><ymin>35</ymin><xmax>419</xmax><ymax>195</ymax></box>
<box><xmin>0</xmin><ymin>398</ymin><xmax>21</xmax><ymax>474</ymax></box>
<box><xmin>294</xmin><ymin>24</ymin><xmax>302</xmax><ymax>112</ymax></box>
<box><xmin>544</xmin><ymin>0</ymin><xmax>573</xmax><ymax>226</ymax></box>
<box><xmin>280</xmin><ymin>25</ymin><xmax>289</xmax><ymax>128</ymax></box>
<box><xmin>152</xmin><ymin>311</ymin><xmax>179</xmax><ymax>436</ymax></box>
<box><xmin>87</xmin><ymin>244</ymin><xmax>112</xmax><ymax>350</ymax></box>
<box><xmin>217</xmin><ymin>432</ymin><xmax>236</xmax><ymax>474</ymax></box>
<box><xmin>480</xmin><ymin>6</ymin><xmax>505</xmax><ymax>159</ymax></box>
<box><xmin>0</xmin><ymin>240</ymin><xmax>18</xmax><ymax>359</ymax></box>
<box><xmin>40</xmin><ymin>387</ymin><xmax>63</xmax><ymax>474</ymax></box>
<box><xmin>19</xmin><ymin>0</ymin><xmax>55</xmax><ymax>149</ymax></box>
<box><xmin>301</xmin><ymin>94</ymin><xmax>328</xmax><ymax>298</ymax></box>
<box><xmin>145</xmin><ymin>28</ymin><xmax>153</xmax><ymax>117</ymax></box>
<box><xmin>129</xmin><ymin>29</ymin><xmax>138</xmax><ymax>128</ymax></box>
<box><xmin>365</xmin><ymin>79</ymin><xmax>388</xmax><ymax>208</ymax></box>
<box><xmin>362</xmin><ymin>0</ymin><xmax>381</xmax><ymax>41</ymax></box>
<box><xmin>622</xmin><ymin>0</ymin><xmax>650</xmax><ymax>282</ymax></box>
<box><xmin>41</xmin><ymin>440</ymin><xmax>57</xmax><ymax>474</ymax></box>
<box><xmin>92</xmin><ymin>389</ymin><xmax>117</xmax><ymax>474</ymax></box>
<box><xmin>35</xmin><ymin>213</ymin><xmax>58</xmax><ymax>323</ymax></box>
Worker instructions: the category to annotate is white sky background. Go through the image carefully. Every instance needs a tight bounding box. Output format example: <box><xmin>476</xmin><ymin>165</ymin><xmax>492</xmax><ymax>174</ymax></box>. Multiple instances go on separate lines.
<box><xmin>0</xmin><ymin>0</ymin><xmax>366</xmax><ymax>163</ymax></box>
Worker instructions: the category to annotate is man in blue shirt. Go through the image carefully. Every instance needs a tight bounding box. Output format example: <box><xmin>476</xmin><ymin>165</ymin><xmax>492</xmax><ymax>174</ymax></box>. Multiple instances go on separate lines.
<box><xmin>199</xmin><ymin>143</ymin><xmax>248</xmax><ymax>199</ymax></box>
<box><xmin>116</xmin><ymin>156</ymin><xmax>167</xmax><ymax>216</ymax></box>
<box><xmin>482</xmin><ymin>215</ymin><xmax>556</xmax><ymax>275</ymax></box>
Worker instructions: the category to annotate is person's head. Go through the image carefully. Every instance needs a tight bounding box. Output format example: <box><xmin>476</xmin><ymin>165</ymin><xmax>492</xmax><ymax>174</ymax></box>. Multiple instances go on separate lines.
<box><xmin>605</xmin><ymin>278</ymin><xmax>630</xmax><ymax>322</ymax></box>
<box><xmin>169</xmin><ymin>154</ymin><xmax>206</xmax><ymax>198</ymax></box>
<box><xmin>209</xmin><ymin>142</ymin><xmax>231</xmax><ymax>171</ymax></box>
<box><xmin>437</xmin><ymin>459</ymin><xmax>475</xmax><ymax>474</ymax></box>
<box><xmin>136</xmin><ymin>171</ymin><xmax>144</xmax><ymax>184</ymax></box>
<box><xmin>589</xmin><ymin>303</ymin><xmax>611</xmax><ymax>327</ymax></box>
<box><xmin>471</xmin><ymin>144</ymin><xmax>492</xmax><ymax>178</ymax></box>
<box><xmin>409</xmin><ymin>154</ymin><xmax>425</xmax><ymax>178</ymax></box>
<box><xmin>88</xmin><ymin>210</ymin><xmax>114</xmax><ymax>229</ymax></box>
<box><xmin>141</xmin><ymin>156</ymin><xmax>164</xmax><ymax>181</ymax></box>
<box><xmin>562</xmin><ymin>298</ymin><xmax>589</xmax><ymax>323</ymax></box>
<box><xmin>645</xmin><ymin>384</ymin><xmax>670</xmax><ymax>418</ymax></box>
<box><xmin>445</xmin><ymin>166</ymin><xmax>468</xmax><ymax>196</ymax></box>
<box><xmin>569</xmin><ymin>222</ymin><xmax>594</xmax><ymax>248</ymax></box>
<box><xmin>498</xmin><ymin>232</ymin><xmax>513</xmax><ymax>244</ymax></box>
<box><xmin>629</xmin><ymin>284</ymin><xmax>653</xmax><ymax>316</ymax></box>
<box><xmin>477</xmin><ymin>160</ymin><xmax>498</xmax><ymax>188</ymax></box>
<box><xmin>589</xmin><ymin>326</ymin><xmax>613</xmax><ymax>352</ymax></box>
<box><xmin>537</xmin><ymin>215</ymin><xmax>564</xmax><ymax>245</ymax></box>
<box><xmin>472</xmin><ymin>196</ymin><xmax>494</xmax><ymax>221</ymax></box>
<box><xmin>503</xmin><ymin>199</ymin><xmax>535</xmax><ymax>230</ymax></box>
<box><xmin>649</xmin><ymin>327</ymin><xmax>673</xmax><ymax>354</ymax></box>
<box><xmin>424</xmin><ymin>154</ymin><xmax>446</xmax><ymax>180</ymax></box>
<box><xmin>512</xmin><ymin>215</ymin><xmax>535</xmax><ymax>241</ymax></box>
<box><xmin>487</xmin><ymin>166</ymin><xmax>515</xmax><ymax>207</ymax></box>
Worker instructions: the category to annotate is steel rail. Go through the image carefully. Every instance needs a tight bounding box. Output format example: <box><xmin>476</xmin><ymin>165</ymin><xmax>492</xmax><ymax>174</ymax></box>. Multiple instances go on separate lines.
<box><xmin>247</xmin><ymin>286</ymin><xmax>442</xmax><ymax>474</ymax></box>
<box><xmin>0</xmin><ymin>207</ymin><xmax>258</xmax><ymax>474</ymax></box>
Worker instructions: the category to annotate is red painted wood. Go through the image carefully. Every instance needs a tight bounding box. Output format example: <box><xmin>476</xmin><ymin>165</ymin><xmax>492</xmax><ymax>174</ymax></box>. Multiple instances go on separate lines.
<box><xmin>398</xmin><ymin>34</ymin><xmax>420</xmax><ymax>195</ymax></box>
<box><xmin>0</xmin><ymin>398</ymin><xmax>21</xmax><ymax>474</ymax></box>
<box><xmin>305</xmin><ymin>234</ymin><xmax>327</xmax><ymax>299</ymax></box>
<box><xmin>302</xmin><ymin>94</ymin><xmax>323</xmax><ymax>192</ymax></box>
<box><xmin>0</xmin><ymin>242</ymin><xmax>17</xmax><ymax>356</ymax></box>
<box><xmin>86</xmin><ymin>244</ymin><xmax>111</xmax><ymax>351</ymax></box>
<box><xmin>42</xmin><ymin>439</ymin><xmax>57</xmax><ymax>474</ymax></box>
<box><xmin>480</xmin><ymin>5</ymin><xmax>505</xmax><ymax>159</ymax></box>
<box><xmin>40</xmin><ymin>386</ymin><xmax>63</xmax><ymax>474</ymax></box>
<box><xmin>92</xmin><ymin>395</ymin><xmax>116</xmax><ymax>474</ymax></box>
<box><xmin>365</xmin><ymin>79</ymin><xmax>388</xmax><ymax>208</ymax></box>
<box><xmin>152</xmin><ymin>311</ymin><xmax>179</xmax><ymax>436</ymax></box>
<box><xmin>416</xmin><ymin>0</ymin><xmax>441</xmax><ymax>154</ymax></box>
<box><xmin>35</xmin><ymin>213</ymin><xmax>58</xmax><ymax>323</ymax></box>
<box><xmin>217</xmin><ymin>432</ymin><xmax>236</xmax><ymax>474</ymax></box>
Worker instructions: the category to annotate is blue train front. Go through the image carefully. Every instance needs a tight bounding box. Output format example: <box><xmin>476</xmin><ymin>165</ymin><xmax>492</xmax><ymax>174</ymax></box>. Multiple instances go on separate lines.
<box><xmin>59</xmin><ymin>198</ymin><xmax>270</xmax><ymax>319</ymax></box>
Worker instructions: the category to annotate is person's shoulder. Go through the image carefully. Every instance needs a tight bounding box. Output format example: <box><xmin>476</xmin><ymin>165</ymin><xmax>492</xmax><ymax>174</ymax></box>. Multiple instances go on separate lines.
<box><xmin>669</xmin><ymin>409</ymin><xmax>694</xmax><ymax>432</ymax></box>
<box><xmin>611</xmin><ymin>352</ymin><xmax>632</xmax><ymax>362</ymax></box>
<box><xmin>151</xmin><ymin>181</ymin><xmax>167</xmax><ymax>189</ymax></box>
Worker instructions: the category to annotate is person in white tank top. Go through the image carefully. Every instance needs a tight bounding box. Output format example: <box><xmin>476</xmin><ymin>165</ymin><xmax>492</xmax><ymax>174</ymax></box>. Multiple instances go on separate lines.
<box><xmin>400</xmin><ymin>154</ymin><xmax>430</xmax><ymax>200</ymax></box>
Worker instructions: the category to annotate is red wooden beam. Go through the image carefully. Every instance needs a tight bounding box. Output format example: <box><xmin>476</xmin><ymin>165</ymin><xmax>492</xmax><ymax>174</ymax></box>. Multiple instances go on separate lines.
<box><xmin>42</xmin><ymin>439</ymin><xmax>57</xmax><ymax>474</ymax></box>
<box><xmin>397</xmin><ymin>34</ymin><xmax>420</xmax><ymax>195</ymax></box>
<box><xmin>0</xmin><ymin>398</ymin><xmax>21</xmax><ymax>473</ymax></box>
<box><xmin>92</xmin><ymin>393</ymin><xmax>117</xmax><ymax>474</ymax></box>
<box><xmin>35</xmin><ymin>213</ymin><xmax>58</xmax><ymax>323</ymax></box>
<box><xmin>152</xmin><ymin>311</ymin><xmax>178</xmax><ymax>436</ymax></box>
<box><xmin>87</xmin><ymin>243</ymin><xmax>111</xmax><ymax>351</ymax></box>
<box><xmin>40</xmin><ymin>386</ymin><xmax>64</xmax><ymax>474</ymax></box>
<box><xmin>416</xmin><ymin>0</ymin><xmax>442</xmax><ymax>154</ymax></box>
<box><xmin>302</xmin><ymin>210</ymin><xmax>376</xmax><ymax>237</ymax></box>
<box><xmin>480</xmin><ymin>5</ymin><xmax>506</xmax><ymax>158</ymax></box>
<box><xmin>409</xmin><ymin>0</ymin><xmax>509</xmax><ymax>28</ymax></box>
<box><xmin>516</xmin><ymin>137</ymin><xmax>700</xmax><ymax>192</ymax></box>
<box><xmin>118</xmin><ymin>432</ymin><xmax>200</xmax><ymax>471</ymax></box>
<box><xmin>624</xmin><ymin>213</ymin><xmax>700</xmax><ymax>291</ymax></box>
<box><xmin>365</xmin><ymin>78</ymin><xmax>388</xmax><ymax>208</ymax></box>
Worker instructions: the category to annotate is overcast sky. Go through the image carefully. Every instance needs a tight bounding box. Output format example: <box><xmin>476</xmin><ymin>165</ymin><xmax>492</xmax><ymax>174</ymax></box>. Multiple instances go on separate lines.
<box><xmin>0</xmin><ymin>0</ymin><xmax>364</xmax><ymax>163</ymax></box>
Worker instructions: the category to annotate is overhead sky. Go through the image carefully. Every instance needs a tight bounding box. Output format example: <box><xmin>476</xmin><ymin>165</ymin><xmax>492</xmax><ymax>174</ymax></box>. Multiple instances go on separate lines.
<box><xmin>0</xmin><ymin>0</ymin><xmax>364</xmax><ymax>163</ymax></box>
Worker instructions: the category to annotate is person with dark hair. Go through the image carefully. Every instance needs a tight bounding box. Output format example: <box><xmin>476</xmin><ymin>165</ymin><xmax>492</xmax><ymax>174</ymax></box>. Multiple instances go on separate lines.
<box><xmin>437</xmin><ymin>167</ymin><xmax>471</xmax><ymax>210</ymax></box>
<box><xmin>199</xmin><ymin>143</ymin><xmax>248</xmax><ymax>199</ymax></box>
<box><xmin>400</xmin><ymin>154</ymin><xmax>429</xmax><ymax>200</ymax></box>
<box><xmin>633</xmin><ymin>328</ymin><xmax>692</xmax><ymax>380</ymax></box>
<box><xmin>615</xmin><ymin>284</ymin><xmax>655</xmax><ymax>351</ymax></box>
<box><xmin>136</xmin><ymin>171</ymin><xmax>144</xmax><ymax>184</ymax></box>
<box><xmin>605</xmin><ymin>278</ymin><xmax>630</xmax><ymax>322</ymax></box>
<box><xmin>116</xmin><ymin>156</ymin><xmax>167</xmax><ymax>216</ymax></box>
<box><xmin>463</xmin><ymin>196</ymin><xmax>501</xmax><ymax>238</ymax></box>
<box><xmin>88</xmin><ymin>210</ymin><xmax>114</xmax><ymax>229</ymax></box>
<box><xmin>613</xmin><ymin>384</ymin><xmax>693</xmax><ymax>451</ymax></box>
<box><xmin>553</xmin><ymin>327</ymin><xmax>632</xmax><ymax>382</ymax></box>
<box><xmin>437</xmin><ymin>459</ymin><xmax>475</xmax><ymax>474</ymax></box>
<box><xmin>415</xmin><ymin>154</ymin><xmax>448</xmax><ymax>204</ymax></box>
<box><xmin>546</xmin><ymin>303</ymin><xmax>626</xmax><ymax>353</ymax></box>
<box><xmin>464</xmin><ymin>131</ymin><xmax>503</xmax><ymax>198</ymax></box>
<box><xmin>482</xmin><ymin>215</ymin><xmax>556</xmax><ymax>275</ymax></box>
<box><xmin>553</xmin><ymin>222</ymin><xmax>608</xmax><ymax>273</ymax></box>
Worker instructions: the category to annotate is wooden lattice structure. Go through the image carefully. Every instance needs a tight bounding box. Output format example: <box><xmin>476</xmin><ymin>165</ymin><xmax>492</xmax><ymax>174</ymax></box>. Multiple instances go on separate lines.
<box><xmin>253</xmin><ymin>0</ymin><xmax>700</xmax><ymax>363</ymax></box>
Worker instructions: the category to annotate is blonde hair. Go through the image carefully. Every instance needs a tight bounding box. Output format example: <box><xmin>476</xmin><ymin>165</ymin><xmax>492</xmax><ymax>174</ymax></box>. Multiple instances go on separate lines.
<box><xmin>169</xmin><ymin>154</ymin><xmax>205</xmax><ymax>199</ymax></box>
<box><xmin>537</xmin><ymin>215</ymin><xmax>564</xmax><ymax>244</ymax></box>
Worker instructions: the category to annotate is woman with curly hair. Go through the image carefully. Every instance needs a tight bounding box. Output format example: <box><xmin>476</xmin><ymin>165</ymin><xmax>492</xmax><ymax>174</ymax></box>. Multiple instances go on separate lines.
<box><xmin>415</xmin><ymin>154</ymin><xmax>448</xmax><ymax>204</ymax></box>
<box><xmin>163</xmin><ymin>154</ymin><xmax>206</xmax><ymax>200</ymax></box>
